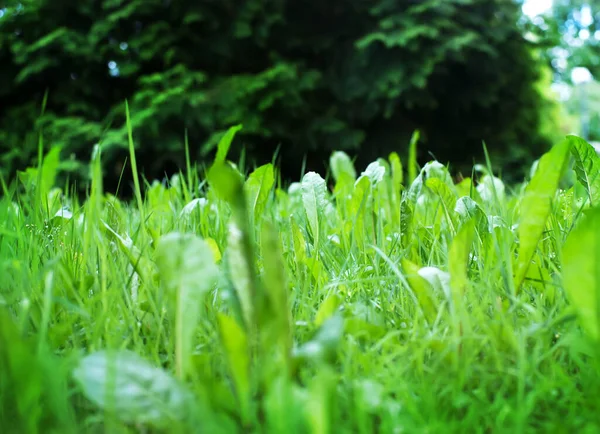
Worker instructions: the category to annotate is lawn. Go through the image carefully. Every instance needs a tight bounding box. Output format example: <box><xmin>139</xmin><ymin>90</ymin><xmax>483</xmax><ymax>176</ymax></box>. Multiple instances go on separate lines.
<box><xmin>1</xmin><ymin>126</ymin><xmax>600</xmax><ymax>433</ymax></box>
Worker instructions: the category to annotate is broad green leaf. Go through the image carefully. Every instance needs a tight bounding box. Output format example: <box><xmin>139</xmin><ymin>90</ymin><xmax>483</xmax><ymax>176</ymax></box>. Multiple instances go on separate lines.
<box><xmin>207</xmin><ymin>161</ymin><xmax>245</xmax><ymax>210</ymax></box>
<box><xmin>227</xmin><ymin>222</ymin><xmax>255</xmax><ymax>329</ymax></box>
<box><xmin>301</xmin><ymin>172</ymin><xmax>331</xmax><ymax>247</ymax></box>
<box><xmin>417</xmin><ymin>267</ymin><xmax>451</xmax><ymax>300</ymax></box>
<box><xmin>315</xmin><ymin>294</ymin><xmax>342</xmax><ymax>327</ymax></box>
<box><xmin>294</xmin><ymin>315</ymin><xmax>344</xmax><ymax>364</ymax></box>
<box><xmin>425</xmin><ymin>177</ymin><xmax>458</xmax><ymax>230</ymax></box>
<box><xmin>389</xmin><ymin>152</ymin><xmax>404</xmax><ymax>191</ymax></box>
<box><xmin>514</xmin><ymin>140</ymin><xmax>571</xmax><ymax>293</ymax></box>
<box><xmin>568</xmin><ymin>135</ymin><xmax>600</xmax><ymax>207</ymax></box>
<box><xmin>350</xmin><ymin>175</ymin><xmax>372</xmax><ymax>250</ymax></box>
<box><xmin>330</xmin><ymin>151</ymin><xmax>356</xmax><ymax>183</ymax></box>
<box><xmin>449</xmin><ymin>221</ymin><xmax>475</xmax><ymax>299</ymax></box>
<box><xmin>344</xmin><ymin>302</ymin><xmax>387</xmax><ymax>341</ymax></box>
<box><xmin>455</xmin><ymin>177</ymin><xmax>474</xmax><ymax>198</ymax></box>
<box><xmin>562</xmin><ymin>207</ymin><xmax>600</xmax><ymax>341</ymax></box>
<box><xmin>454</xmin><ymin>196</ymin><xmax>488</xmax><ymax>235</ymax></box>
<box><xmin>155</xmin><ymin>232</ymin><xmax>219</xmax><ymax>379</ymax></box>
<box><xmin>217</xmin><ymin>313</ymin><xmax>251</xmax><ymax>422</ymax></box>
<box><xmin>73</xmin><ymin>350</ymin><xmax>190</xmax><ymax>429</ymax></box>
<box><xmin>401</xmin><ymin>259</ymin><xmax>438</xmax><ymax>324</ymax></box>
<box><xmin>18</xmin><ymin>146</ymin><xmax>62</xmax><ymax>209</ymax></box>
<box><xmin>205</xmin><ymin>237</ymin><xmax>222</xmax><ymax>263</ymax></box>
<box><xmin>245</xmin><ymin>164</ymin><xmax>275</xmax><ymax>224</ymax></box>
<box><xmin>476</xmin><ymin>174</ymin><xmax>505</xmax><ymax>204</ymax></box>
<box><xmin>215</xmin><ymin>124</ymin><xmax>243</xmax><ymax>163</ymax></box>
<box><xmin>361</xmin><ymin>160</ymin><xmax>386</xmax><ymax>186</ymax></box>
<box><xmin>260</xmin><ymin>220</ymin><xmax>291</xmax><ymax>355</ymax></box>
<box><xmin>290</xmin><ymin>216</ymin><xmax>308</xmax><ymax>267</ymax></box>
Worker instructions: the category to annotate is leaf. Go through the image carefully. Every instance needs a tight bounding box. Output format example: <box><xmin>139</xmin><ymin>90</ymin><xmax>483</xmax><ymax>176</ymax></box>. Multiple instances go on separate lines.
<box><xmin>350</xmin><ymin>175</ymin><xmax>372</xmax><ymax>251</ymax></box>
<box><xmin>425</xmin><ymin>177</ymin><xmax>458</xmax><ymax>230</ymax></box>
<box><xmin>215</xmin><ymin>124</ymin><xmax>243</xmax><ymax>163</ymax></box>
<box><xmin>448</xmin><ymin>221</ymin><xmax>475</xmax><ymax>299</ymax></box>
<box><xmin>217</xmin><ymin>313</ymin><xmax>251</xmax><ymax>422</ymax></box>
<box><xmin>207</xmin><ymin>161</ymin><xmax>245</xmax><ymax>210</ymax></box>
<box><xmin>514</xmin><ymin>140</ymin><xmax>571</xmax><ymax>293</ymax></box>
<box><xmin>73</xmin><ymin>350</ymin><xmax>190</xmax><ymax>429</ymax></box>
<box><xmin>389</xmin><ymin>152</ymin><xmax>404</xmax><ymax>192</ymax></box>
<box><xmin>227</xmin><ymin>222</ymin><xmax>255</xmax><ymax>329</ymax></box>
<box><xmin>454</xmin><ymin>196</ymin><xmax>488</xmax><ymax>235</ymax></box>
<box><xmin>155</xmin><ymin>232</ymin><xmax>219</xmax><ymax>378</ymax></box>
<box><xmin>294</xmin><ymin>315</ymin><xmax>344</xmax><ymax>364</ymax></box>
<box><xmin>361</xmin><ymin>160</ymin><xmax>386</xmax><ymax>186</ymax></box>
<box><xmin>568</xmin><ymin>135</ymin><xmax>600</xmax><ymax>207</ymax></box>
<box><xmin>301</xmin><ymin>172</ymin><xmax>331</xmax><ymax>247</ymax></box>
<box><xmin>476</xmin><ymin>174</ymin><xmax>505</xmax><ymax>204</ymax></box>
<box><xmin>401</xmin><ymin>259</ymin><xmax>438</xmax><ymax>324</ymax></box>
<box><xmin>562</xmin><ymin>207</ymin><xmax>600</xmax><ymax>341</ymax></box>
<box><xmin>245</xmin><ymin>164</ymin><xmax>275</xmax><ymax>224</ymax></box>
<box><xmin>330</xmin><ymin>151</ymin><xmax>356</xmax><ymax>183</ymax></box>
<box><xmin>260</xmin><ymin>220</ymin><xmax>292</xmax><ymax>355</ymax></box>
<box><xmin>315</xmin><ymin>294</ymin><xmax>342</xmax><ymax>327</ymax></box>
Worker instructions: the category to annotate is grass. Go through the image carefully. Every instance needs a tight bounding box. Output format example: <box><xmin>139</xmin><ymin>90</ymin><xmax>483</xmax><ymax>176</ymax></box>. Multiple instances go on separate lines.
<box><xmin>1</xmin><ymin>127</ymin><xmax>600</xmax><ymax>433</ymax></box>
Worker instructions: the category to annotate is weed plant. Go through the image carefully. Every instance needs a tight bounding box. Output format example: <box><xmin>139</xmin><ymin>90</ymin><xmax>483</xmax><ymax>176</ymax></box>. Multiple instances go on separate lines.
<box><xmin>1</xmin><ymin>122</ymin><xmax>600</xmax><ymax>433</ymax></box>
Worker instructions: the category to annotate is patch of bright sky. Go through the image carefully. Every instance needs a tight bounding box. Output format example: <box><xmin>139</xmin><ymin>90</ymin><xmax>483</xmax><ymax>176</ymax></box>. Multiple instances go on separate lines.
<box><xmin>523</xmin><ymin>0</ymin><xmax>553</xmax><ymax>17</ymax></box>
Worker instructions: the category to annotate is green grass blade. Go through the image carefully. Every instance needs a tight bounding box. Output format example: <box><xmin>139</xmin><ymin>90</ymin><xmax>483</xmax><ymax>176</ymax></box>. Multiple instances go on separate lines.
<box><xmin>408</xmin><ymin>130</ymin><xmax>420</xmax><ymax>185</ymax></box>
<box><xmin>215</xmin><ymin>124</ymin><xmax>243</xmax><ymax>164</ymax></box>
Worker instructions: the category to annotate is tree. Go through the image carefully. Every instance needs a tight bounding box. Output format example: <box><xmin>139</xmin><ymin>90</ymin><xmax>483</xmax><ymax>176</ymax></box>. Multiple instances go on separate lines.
<box><xmin>529</xmin><ymin>0</ymin><xmax>600</xmax><ymax>82</ymax></box>
<box><xmin>0</xmin><ymin>0</ymin><xmax>554</xmax><ymax>193</ymax></box>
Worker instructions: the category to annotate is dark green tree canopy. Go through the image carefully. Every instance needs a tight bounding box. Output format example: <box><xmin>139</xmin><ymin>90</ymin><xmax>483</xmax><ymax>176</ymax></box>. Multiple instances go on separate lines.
<box><xmin>0</xmin><ymin>0</ymin><xmax>551</xmax><ymax>192</ymax></box>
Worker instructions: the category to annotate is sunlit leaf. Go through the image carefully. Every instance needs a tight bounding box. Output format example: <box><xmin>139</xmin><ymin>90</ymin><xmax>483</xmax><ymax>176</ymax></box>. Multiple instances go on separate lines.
<box><xmin>562</xmin><ymin>207</ymin><xmax>600</xmax><ymax>341</ymax></box>
<box><xmin>449</xmin><ymin>221</ymin><xmax>475</xmax><ymax>299</ymax></box>
<box><xmin>425</xmin><ymin>177</ymin><xmax>458</xmax><ymax>230</ymax></box>
<box><xmin>514</xmin><ymin>140</ymin><xmax>571</xmax><ymax>293</ymax></box>
<box><xmin>245</xmin><ymin>164</ymin><xmax>275</xmax><ymax>224</ymax></box>
<box><xmin>330</xmin><ymin>151</ymin><xmax>356</xmax><ymax>183</ymax></box>
<box><xmin>315</xmin><ymin>293</ymin><xmax>342</xmax><ymax>327</ymax></box>
<box><xmin>389</xmin><ymin>152</ymin><xmax>403</xmax><ymax>191</ymax></box>
<box><xmin>207</xmin><ymin>161</ymin><xmax>245</xmax><ymax>210</ymax></box>
<box><xmin>361</xmin><ymin>160</ymin><xmax>386</xmax><ymax>186</ymax></box>
<box><xmin>155</xmin><ymin>232</ymin><xmax>219</xmax><ymax>378</ymax></box>
<box><xmin>402</xmin><ymin>259</ymin><xmax>438</xmax><ymax>323</ymax></box>
<box><xmin>227</xmin><ymin>222</ymin><xmax>255</xmax><ymax>329</ymax></box>
<box><xmin>301</xmin><ymin>172</ymin><xmax>331</xmax><ymax>247</ymax></box>
<box><xmin>215</xmin><ymin>124</ymin><xmax>243</xmax><ymax>163</ymax></box>
<box><xmin>568</xmin><ymin>135</ymin><xmax>600</xmax><ymax>207</ymax></box>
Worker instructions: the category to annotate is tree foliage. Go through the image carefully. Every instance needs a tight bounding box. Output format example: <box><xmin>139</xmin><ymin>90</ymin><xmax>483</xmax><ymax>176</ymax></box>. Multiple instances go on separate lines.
<box><xmin>0</xmin><ymin>0</ymin><xmax>553</xmax><ymax>192</ymax></box>
<box><xmin>531</xmin><ymin>0</ymin><xmax>600</xmax><ymax>82</ymax></box>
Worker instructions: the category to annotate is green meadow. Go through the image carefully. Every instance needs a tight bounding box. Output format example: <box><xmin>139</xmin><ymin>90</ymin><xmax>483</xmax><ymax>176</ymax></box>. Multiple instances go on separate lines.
<box><xmin>2</xmin><ymin>125</ymin><xmax>600</xmax><ymax>433</ymax></box>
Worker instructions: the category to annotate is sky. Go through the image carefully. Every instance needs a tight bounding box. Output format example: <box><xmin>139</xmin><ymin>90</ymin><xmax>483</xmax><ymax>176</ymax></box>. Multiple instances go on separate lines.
<box><xmin>523</xmin><ymin>0</ymin><xmax>553</xmax><ymax>17</ymax></box>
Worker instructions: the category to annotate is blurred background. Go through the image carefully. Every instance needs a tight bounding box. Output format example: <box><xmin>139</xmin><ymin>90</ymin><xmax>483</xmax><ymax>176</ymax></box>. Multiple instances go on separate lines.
<box><xmin>0</xmin><ymin>0</ymin><xmax>598</xmax><ymax>195</ymax></box>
